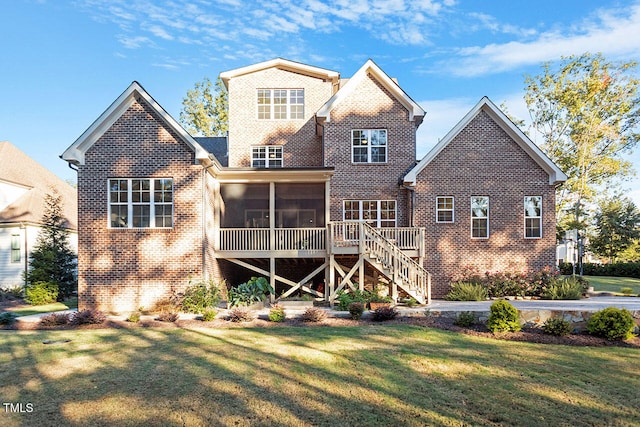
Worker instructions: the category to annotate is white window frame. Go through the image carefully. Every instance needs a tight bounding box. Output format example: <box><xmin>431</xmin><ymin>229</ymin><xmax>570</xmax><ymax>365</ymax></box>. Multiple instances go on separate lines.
<box><xmin>436</xmin><ymin>196</ymin><xmax>454</xmax><ymax>223</ymax></box>
<box><xmin>251</xmin><ymin>146</ymin><xmax>283</xmax><ymax>168</ymax></box>
<box><xmin>343</xmin><ymin>200</ymin><xmax>396</xmax><ymax>227</ymax></box>
<box><xmin>257</xmin><ymin>89</ymin><xmax>304</xmax><ymax>120</ymax></box>
<box><xmin>471</xmin><ymin>196</ymin><xmax>489</xmax><ymax>239</ymax></box>
<box><xmin>108</xmin><ymin>178</ymin><xmax>173</xmax><ymax>229</ymax></box>
<box><xmin>351</xmin><ymin>129</ymin><xmax>387</xmax><ymax>164</ymax></box>
<box><xmin>10</xmin><ymin>234</ymin><xmax>21</xmax><ymax>263</ymax></box>
<box><xmin>524</xmin><ymin>196</ymin><xmax>542</xmax><ymax>239</ymax></box>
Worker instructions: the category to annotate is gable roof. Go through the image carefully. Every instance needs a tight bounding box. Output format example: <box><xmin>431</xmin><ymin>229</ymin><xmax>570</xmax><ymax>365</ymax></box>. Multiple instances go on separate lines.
<box><xmin>0</xmin><ymin>141</ymin><xmax>77</xmax><ymax>229</ymax></box>
<box><xmin>403</xmin><ymin>97</ymin><xmax>568</xmax><ymax>186</ymax></box>
<box><xmin>316</xmin><ymin>59</ymin><xmax>425</xmax><ymax>124</ymax></box>
<box><xmin>219</xmin><ymin>58</ymin><xmax>340</xmax><ymax>89</ymax></box>
<box><xmin>61</xmin><ymin>81</ymin><xmax>211</xmax><ymax>166</ymax></box>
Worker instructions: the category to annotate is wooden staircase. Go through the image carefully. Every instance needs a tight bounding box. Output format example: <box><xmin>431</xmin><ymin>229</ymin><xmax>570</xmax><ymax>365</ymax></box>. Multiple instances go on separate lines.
<box><xmin>329</xmin><ymin>222</ymin><xmax>431</xmax><ymax>304</ymax></box>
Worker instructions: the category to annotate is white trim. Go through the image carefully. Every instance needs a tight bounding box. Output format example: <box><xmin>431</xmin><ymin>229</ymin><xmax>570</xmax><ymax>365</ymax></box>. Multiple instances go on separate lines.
<box><xmin>342</xmin><ymin>200</ymin><xmax>397</xmax><ymax>227</ymax></box>
<box><xmin>404</xmin><ymin>97</ymin><xmax>567</xmax><ymax>186</ymax></box>
<box><xmin>220</xmin><ymin>58</ymin><xmax>340</xmax><ymax>89</ymax></box>
<box><xmin>435</xmin><ymin>196</ymin><xmax>455</xmax><ymax>223</ymax></box>
<box><xmin>316</xmin><ymin>59</ymin><xmax>425</xmax><ymax>123</ymax></box>
<box><xmin>61</xmin><ymin>82</ymin><xmax>211</xmax><ymax>166</ymax></box>
<box><xmin>107</xmin><ymin>178</ymin><xmax>174</xmax><ymax>229</ymax></box>
<box><xmin>251</xmin><ymin>146</ymin><xmax>283</xmax><ymax>168</ymax></box>
<box><xmin>470</xmin><ymin>196</ymin><xmax>489</xmax><ymax>239</ymax></box>
<box><xmin>524</xmin><ymin>196</ymin><xmax>543</xmax><ymax>239</ymax></box>
<box><xmin>351</xmin><ymin>129</ymin><xmax>388</xmax><ymax>164</ymax></box>
<box><xmin>256</xmin><ymin>88</ymin><xmax>304</xmax><ymax>120</ymax></box>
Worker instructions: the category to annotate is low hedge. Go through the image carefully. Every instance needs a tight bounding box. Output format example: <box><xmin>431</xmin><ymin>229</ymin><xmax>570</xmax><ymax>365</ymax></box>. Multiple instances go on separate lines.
<box><xmin>559</xmin><ymin>262</ymin><xmax>640</xmax><ymax>278</ymax></box>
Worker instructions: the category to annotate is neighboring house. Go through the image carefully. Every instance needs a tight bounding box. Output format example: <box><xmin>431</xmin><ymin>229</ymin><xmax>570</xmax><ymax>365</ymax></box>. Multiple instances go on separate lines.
<box><xmin>0</xmin><ymin>141</ymin><xmax>78</xmax><ymax>289</ymax></box>
<box><xmin>61</xmin><ymin>58</ymin><xmax>567</xmax><ymax>313</ymax></box>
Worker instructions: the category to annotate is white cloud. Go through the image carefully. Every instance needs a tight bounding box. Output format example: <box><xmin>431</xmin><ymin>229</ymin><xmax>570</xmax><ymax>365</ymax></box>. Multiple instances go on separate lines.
<box><xmin>117</xmin><ymin>35</ymin><xmax>153</xmax><ymax>49</ymax></box>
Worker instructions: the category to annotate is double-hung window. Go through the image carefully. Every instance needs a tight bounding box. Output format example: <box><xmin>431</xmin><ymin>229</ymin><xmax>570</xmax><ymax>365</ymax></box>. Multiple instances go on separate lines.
<box><xmin>343</xmin><ymin>200</ymin><xmax>396</xmax><ymax>227</ymax></box>
<box><xmin>257</xmin><ymin>89</ymin><xmax>304</xmax><ymax>120</ymax></box>
<box><xmin>109</xmin><ymin>178</ymin><xmax>173</xmax><ymax>228</ymax></box>
<box><xmin>524</xmin><ymin>196</ymin><xmax>542</xmax><ymax>238</ymax></box>
<box><xmin>471</xmin><ymin>196</ymin><xmax>489</xmax><ymax>239</ymax></box>
<box><xmin>352</xmin><ymin>129</ymin><xmax>387</xmax><ymax>163</ymax></box>
<box><xmin>436</xmin><ymin>196</ymin><xmax>454</xmax><ymax>223</ymax></box>
<box><xmin>251</xmin><ymin>146</ymin><xmax>283</xmax><ymax>168</ymax></box>
<box><xmin>10</xmin><ymin>234</ymin><xmax>20</xmax><ymax>263</ymax></box>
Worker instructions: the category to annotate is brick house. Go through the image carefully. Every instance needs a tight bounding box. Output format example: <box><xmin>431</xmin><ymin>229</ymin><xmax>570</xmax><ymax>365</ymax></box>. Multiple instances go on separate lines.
<box><xmin>62</xmin><ymin>58</ymin><xmax>566</xmax><ymax>313</ymax></box>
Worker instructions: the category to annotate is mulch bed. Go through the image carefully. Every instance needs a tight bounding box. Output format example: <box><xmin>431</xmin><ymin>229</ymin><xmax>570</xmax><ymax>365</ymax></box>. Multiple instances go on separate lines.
<box><xmin>3</xmin><ymin>300</ymin><xmax>639</xmax><ymax>348</ymax></box>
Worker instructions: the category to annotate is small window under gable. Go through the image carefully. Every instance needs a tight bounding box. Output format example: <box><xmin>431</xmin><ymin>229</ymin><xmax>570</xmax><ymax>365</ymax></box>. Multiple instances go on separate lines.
<box><xmin>257</xmin><ymin>89</ymin><xmax>304</xmax><ymax>120</ymax></box>
<box><xmin>109</xmin><ymin>178</ymin><xmax>173</xmax><ymax>229</ymax></box>
<box><xmin>436</xmin><ymin>196</ymin><xmax>454</xmax><ymax>223</ymax></box>
<box><xmin>471</xmin><ymin>196</ymin><xmax>489</xmax><ymax>239</ymax></box>
<box><xmin>524</xmin><ymin>196</ymin><xmax>542</xmax><ymax>238</ymax></box>
<box><xmin>352</xmin><ymin>129</ymin><xmax>387</xmax><ymax>163</ymax></box>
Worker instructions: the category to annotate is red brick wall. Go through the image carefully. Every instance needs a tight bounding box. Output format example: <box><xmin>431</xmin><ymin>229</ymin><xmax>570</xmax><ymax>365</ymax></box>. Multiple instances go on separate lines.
<box><xmin>414</xmin><ymin>110</ymin><xmax>557</xmax><ymax>297</ymax></box>
<box><xmin>226</xmin><ymin>68</ymin><xmax>332</xmax><ymax>167</ymax></box>
<box><xmin>323</xmin><ymin>74</ymin><xmax>417</xmax><ymax>226</ymax></box>
<box><xmin>77</xmin><ymin>96</ymin><xmax>205</xmax><ymax>313</ymax></box>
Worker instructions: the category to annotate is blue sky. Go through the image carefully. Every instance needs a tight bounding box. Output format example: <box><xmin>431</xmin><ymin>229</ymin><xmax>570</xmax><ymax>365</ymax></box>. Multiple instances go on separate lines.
<box><xmin>2</xmin><ymin>0</ymin><xmax>640</xmax><ymax>202</ymax></box>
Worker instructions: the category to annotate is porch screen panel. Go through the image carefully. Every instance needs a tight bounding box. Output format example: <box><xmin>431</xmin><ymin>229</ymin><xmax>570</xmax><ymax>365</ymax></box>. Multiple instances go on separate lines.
<box><xmin>275</xmin><ymin>183</ymin><xmax>325</xmax><ymax>227</ymax></box>
<box><xmin>220</xmin><ymin>183</ymin><xmax>269</xmax><ymax>228</ymax></box>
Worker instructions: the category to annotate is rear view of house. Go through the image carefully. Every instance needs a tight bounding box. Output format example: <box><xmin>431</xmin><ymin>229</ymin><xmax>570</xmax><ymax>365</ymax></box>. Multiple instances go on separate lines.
<box><xmin>62</xmin><ymin>58</ymin><xmax>566</xmax><ymax>313</ymax></box>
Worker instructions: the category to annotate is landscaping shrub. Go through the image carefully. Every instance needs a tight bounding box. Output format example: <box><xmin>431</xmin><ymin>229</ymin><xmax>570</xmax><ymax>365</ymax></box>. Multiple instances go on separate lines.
<box><xmin>445</xmin><ymin>282</ymin><xmax>488</xmax><ymax>301</ymax></box>
<box><xmin>336</xmin><ymin>289</ymin><xmax>370</xmax><ymax>311</ymax></box>
<box><xmin>450</xmin><ymin>266</ymin><xmax>560</xmax><ymax>298</ymax></box>
<box><xmin>228</xmin><ymin>277</ymin><xmax>274</xmax><ymax>307</ymax></box>
<box><xmin>25</xmin><ymin>281</ymin><xmax>58</xmax><ymax>305</ymax></box>
<box><xmin>268</xmin><ymin>305</ymin><xmax>285</xmax><ymax>322</ymax></box>
<box><xmin>301</xmin><ymin>307</ymin><xmax>327</xmax><ymax>322</ymax></box>
<box><xmin>0</xmin><ymin>312</ymin><xmax>17</xmax><ymax>325</ymax></box>
<box><xmin>542</xmin><ymin>317</ymin><xmax>572</xmax><ymax>336</ymax></box>
<box><xmin>156</xmin><ymin>311</ymin><xmax>179</xmax><ymax>322</ymax></box>
<box><xmin>126</xmin><ymin>312</ymin><xmax>141</xmax><ymax>323</ymax></box>
<box><xmin>454</xmin><ymin>311</ymin><xmax>476</xmax><ymax>327</ymax></box>
<box><xmin>371</xmin><ymin>306</ymin><xmax>399</xmax><ymax>322</ymax></box>
<box><xmin>621</xmin><ymin>287</ymin><xmax>633</xmax><ymax>295</ymax></box>
<box><xmin>227</xmin><ymin>307</ymin><xmax>256</xmax><ymax>323</ymax></box>
<box><xmin>587</xmin><ymin>307</ymin><xmax>635</xmax><ymax>341</ymax></box>
<box><xmin>201</xmin><ymin>308</ymin><xmax>218</xmax><ymax>322</ymax></box>
<box><xmin>181</xmin><ymin>278</ymin><xmax>223</xmax><ymax>314</ymax></box>
<box><xmin>348</xmin><ymin>302</ymin><xmax>364</xmax><ymax>320</ymax></box>
<box><xmin>487</xmin><ymin>300</ymin><xmax>521</xmax><ymax>333</ymax></box>
<box><xmin>541</xmin><ymin>276</ymin><xmax>584</xmax><ymax>300</ymax></box>
<box><xmin>0</xmin><ymin>286</ymin><xmax>23</xmax><ymax>302</ymax></box>
<box><xmin>39</xmin><ymin>312</ymin><xmax>71</xmax><ymax>327</ymax></box>
<box><xmin>560</xmin><ymin>262</ymin><xmax>640</xmax><ymax>278</ymax></box>
<box><xmin>404</xmin><ymin>297</ymin><xmax>418</xmax><ymax>307</ymax></box>
<box><xmin>70</xmin><ymin>309</ymin><xmax>106</xmax><ymax>325</ymax></box>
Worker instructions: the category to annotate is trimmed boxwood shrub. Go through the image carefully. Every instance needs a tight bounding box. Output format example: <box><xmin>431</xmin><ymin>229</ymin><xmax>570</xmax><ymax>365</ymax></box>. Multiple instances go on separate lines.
<box><xmin>542</xmin><ymin>317</ymin><xmax>572</xmax><ymax>336</ymax></box>
<box><xmin>487</xmin><ymin>300</ymin><xmax>521</xmax><ymax>333</ymax></box>
<box><xmin>587</xmin><ymin>307</ymin><xmax>635</xmax><ymax>341</ymax></box>
<box><xmin>268</xmin><ymin>305</ymin><xmax>285</xmax><ymax>322</ymax></box>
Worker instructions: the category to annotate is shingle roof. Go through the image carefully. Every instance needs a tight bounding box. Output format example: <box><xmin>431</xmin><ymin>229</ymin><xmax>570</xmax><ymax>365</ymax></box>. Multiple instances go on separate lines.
<box><xmin>194</xmin><ymin>137</ymin><xmax>228</xmax><ymax>167</ymax></box>
<box><xmin>0</xmin><ymin>141</ymin><xmax>77</xmax><ymax>229</ymax></box>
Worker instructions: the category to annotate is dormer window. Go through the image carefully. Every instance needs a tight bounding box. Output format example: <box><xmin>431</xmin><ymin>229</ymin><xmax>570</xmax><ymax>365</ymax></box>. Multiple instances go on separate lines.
<box><xmin>251</xmin><ymin>146</ymin><xmax>283</xmax><ymax>168</ymax></box>
<box><xmin>257</xmin><ymin>89</ymin><xmax>304</xmax><ymax>120</ymax></box>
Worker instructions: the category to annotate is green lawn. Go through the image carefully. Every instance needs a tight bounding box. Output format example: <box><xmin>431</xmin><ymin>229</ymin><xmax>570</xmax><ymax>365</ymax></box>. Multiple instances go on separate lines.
<box><xmin>584</xmin><ymin>276</ymin><xmax>640</xmax><ymax>295</ymax></box>
<box><xmin>5</xmin><ymin>297</ymin><xmax>78</xmax><ymax>317</ymax></box>
<box><xmin>1</xmin><ymin>325</ymin><xmax>639</xmax><ymax>426</ymax></box>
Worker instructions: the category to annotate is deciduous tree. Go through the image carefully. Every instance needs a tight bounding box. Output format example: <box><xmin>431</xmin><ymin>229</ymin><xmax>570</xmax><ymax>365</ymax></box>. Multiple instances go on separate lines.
<box><xmin>589</xmin><ymin>196</ymin><xmax>640</xmax><ymax>263</ymax></box>
<box><xmin>179</xmin><ymin>76</ymin><xmax>228</xmax><ymax>137</ymax></box>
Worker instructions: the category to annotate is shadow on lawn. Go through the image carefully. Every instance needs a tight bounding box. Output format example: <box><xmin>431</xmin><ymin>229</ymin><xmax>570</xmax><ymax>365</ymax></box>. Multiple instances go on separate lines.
<box><xmin>1</xmin><ymin>325</ymin><xmax>639</xmax><ymax>426</ymax></box>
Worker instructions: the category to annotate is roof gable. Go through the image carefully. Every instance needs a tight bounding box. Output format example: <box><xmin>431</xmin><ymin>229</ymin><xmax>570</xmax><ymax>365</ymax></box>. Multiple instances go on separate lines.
<box><xmin>61</xmin><ymin>82</ymin><xmax>210</xmax><ymax>166</ymax></box>
<box><xmin>220</xmin><ymin>58</ymin><xmax>340</xmax><ymax>89</ymax></box>
<box><xmin>404</xmin><ymin>97</ymin><xmax>567</xmax><ymax>186</ymax></box>
<box><xmin>316</xmin><ymin>59</ymin><xmax>425</xmax><ymax>124</ymax></box>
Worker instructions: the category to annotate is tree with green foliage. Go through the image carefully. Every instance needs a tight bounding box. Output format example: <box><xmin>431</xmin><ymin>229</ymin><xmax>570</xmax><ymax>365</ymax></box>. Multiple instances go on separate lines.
<box><xmin>589</xmin><ymin>196</ymin><xmax>640</xmax><ymax>263</ymax></box>
<box><xmin>27</xmin><ymin>188</ymin><xmax>77</xmax><ymax>300</ymax></box>
<box><xmin>524</xmin><ymin>53</ymin><xmax>640</xmax><ymax>231</ymax></box>
<box><xmin>179</xmin><ymin>76</ymin><xmax>228</xmax><ymax>137</ymax></box>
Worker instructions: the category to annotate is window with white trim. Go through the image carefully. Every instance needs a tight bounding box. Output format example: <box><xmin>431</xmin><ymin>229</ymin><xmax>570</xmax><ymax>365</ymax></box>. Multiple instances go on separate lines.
<box><xmin>436</xmin><ymin>196</ymin><xmax>454</xmax><ymax>223</ymax></box>
<box><xmin>352</xmin><ymin>129</ymin><xmax>387</xmax><ymax>163</ymax></box>
<box><xmin>257</xmin><ymin>89</ymin><xmax>304</xmax><ymax>120</ymax></box>
<box><xmin>471</xmin><ymin>196</ymin><xmax>489</xmax><ymax>238</ymax></box>
<box><xmin>251</xmin><ymin>146</ymin><xmax>283</xmax><ymax>168</ymax></box>
<box><xmin>524</xmin><ymin>196</ymin><xmax>542</xmax><ymax>238</ymax></box>
<box><xmin>11</xmin><ymin>234</ymin><xmax>20</xmax><ymax>263</ymax></box>
<box><xmin>109</xmin><ymin>178</ymin><xmax>173</xmax><ymax>228</ymax></box>
<box><xmin>343</xmin><ymin>200</ymin><xmax>396</xmax><ymax>227</ymax></box>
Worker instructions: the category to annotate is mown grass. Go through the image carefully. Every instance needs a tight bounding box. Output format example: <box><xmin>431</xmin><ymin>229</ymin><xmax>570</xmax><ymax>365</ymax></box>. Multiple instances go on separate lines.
<box><xmin>5</xmin><ymin>297</ymin><xmax>78</xmax><ymax>317</ymax></box>
<box><xmin>585</xmin><ymin>276</ymin><xmax>640</xmax><ymax>295</ymax></box>
<box><xmin>1</xmin><ymin>325</ymin><xmax>639</xmax><ymax>426</ymax></box>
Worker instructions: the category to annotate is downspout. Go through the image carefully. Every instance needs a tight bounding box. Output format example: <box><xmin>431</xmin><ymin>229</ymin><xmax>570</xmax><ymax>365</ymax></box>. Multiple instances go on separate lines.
<box><xmin>201</xmin><ymin>160</ymin><xmax>216</xmax><ymax>280</ymax></box>
<box><xmin>402</xmin><ymin>184</ymin><xmax>416</xmax><ymax>227</ymax></box>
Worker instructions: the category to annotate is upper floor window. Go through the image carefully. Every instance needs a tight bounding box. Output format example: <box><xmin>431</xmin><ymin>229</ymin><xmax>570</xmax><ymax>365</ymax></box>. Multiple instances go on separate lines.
<box><xmin>257</xmin><ymin>89</ymin><xmax>304</xmax><ymax>120</ymax></box>
<box><xmin>524</xmin><ymin>196</ymin><xmax>542</xmax><ymax>238</ymax></box>
<box><xmin>436</xmin><ymin>196</ymin><xmax>454</xmax><ymax>223</ymax></box>
<box><xmin>109</xmin><ymin>178</ymin><xmax>173</xmax><ymax>229</ymax></box>
<box><xmin>471</xmin><ymin>196</ymin><xmax>489</xmax><ymax>239</ymax></box>
<box><xmin>352</xmin><ymin>129</ymin><xmax>387</xmax><ymax>163</ymax></box>
<box><xmin>251</xmin><ymin>146</ymin><xmax>283</xmax><ymax>168</ymax></box>
<box><xmin>11</xmin><ymin>234</ymin><xmax>20</xmax><ymax>263</ymax></box>
<box><xmin>343</xmin><ymin>200</ymin><xmax>396</xmax><ymax>227</ymax></box>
